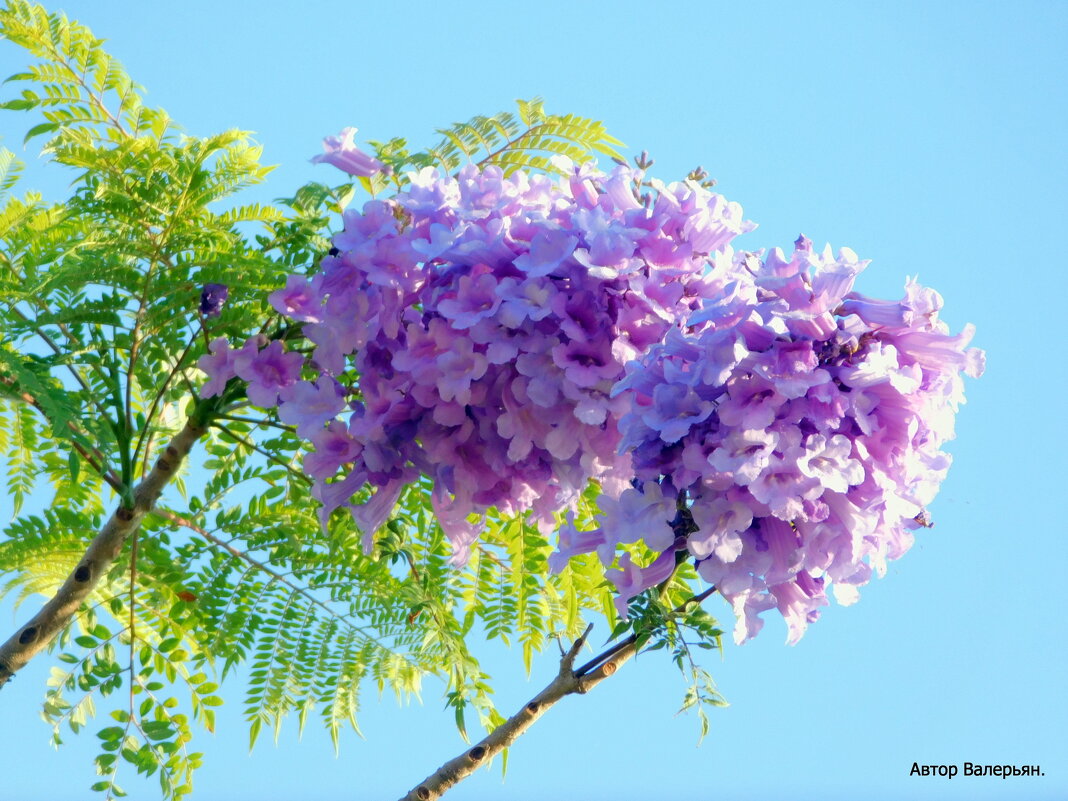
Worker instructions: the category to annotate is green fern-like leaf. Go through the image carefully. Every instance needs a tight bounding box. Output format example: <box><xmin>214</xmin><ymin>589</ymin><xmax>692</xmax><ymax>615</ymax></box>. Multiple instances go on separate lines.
<box><xmin>405</xmin><ymin>97</ymin><xmax>624</xmax><ymax>176</ymax></box>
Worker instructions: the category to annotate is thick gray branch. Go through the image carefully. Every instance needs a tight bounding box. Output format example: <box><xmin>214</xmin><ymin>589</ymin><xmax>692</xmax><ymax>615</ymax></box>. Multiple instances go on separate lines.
<box><xmin>0</xmin><ymin>418</ymin><xmax>205</xmax><ymax>688</ymax></box>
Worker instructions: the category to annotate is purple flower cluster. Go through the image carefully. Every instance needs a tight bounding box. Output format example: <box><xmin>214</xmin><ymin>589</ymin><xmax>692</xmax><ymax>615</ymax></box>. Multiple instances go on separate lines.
<box><xmin>198</xmin><ymin>128</ymin><xmax>984</xmax><ymax>643</ymax></box>
<box><xmin>570</xmin><ymin>238</ymin><xmax>984</xmax><ymax>643</ymax></box>
<box><xmin>200</xmin><ymin>153</ymin><xmax>757</xmax><ymax>566</ymax></box>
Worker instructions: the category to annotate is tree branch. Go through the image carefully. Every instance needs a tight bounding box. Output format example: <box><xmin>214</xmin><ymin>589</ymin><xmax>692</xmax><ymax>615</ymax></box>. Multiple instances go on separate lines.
<box><xmin>399</xmin><ymin>582</ymin><xmax>719</xmax><ymax>801</ymax></box>
<box><xmin>0</xmin><ymin>416</ymin><xmax>206</xmax><ymax>688</ymax></box>
<box><xmin>399</xmin><ymin>624</ymin><xmax>593</xmax><ymax>801</ymax></box>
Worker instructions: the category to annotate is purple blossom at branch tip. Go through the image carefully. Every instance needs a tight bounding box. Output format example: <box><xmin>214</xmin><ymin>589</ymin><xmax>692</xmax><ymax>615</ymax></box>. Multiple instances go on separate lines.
<box><xmin>311</xmin><ymin>127</ymin><xmax>384</xmax><ymax>177</ymax></box>
<box><xmin>197</xmin><ymin>335</ymin><xmax>265</xmax><ymax>399</ymax></box>
<box><xmin>199</xmin><ymin>283</ymin><xmax>229</xmax><ymax>317</ymax></box>
<box><xmin>607</xmin><ymin>239</ymin><xmax>983</xmax><ymax>643</ymax></box>
<box><xmin>259</xmin><ymin>154</ymin><xmax>757</xmax><ymax>559</ymax></box>
<box><xmin>244</xmin><ymin>136</ymin><xmax>983</xmax><ymax>622</ymax></box>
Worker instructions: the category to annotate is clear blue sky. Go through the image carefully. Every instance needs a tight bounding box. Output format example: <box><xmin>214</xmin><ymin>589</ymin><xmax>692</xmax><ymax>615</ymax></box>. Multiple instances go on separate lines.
<box><xmin>2</xmin><ymin>1</ymin><xmax>1066</xmax><ymax>800</ymax></box>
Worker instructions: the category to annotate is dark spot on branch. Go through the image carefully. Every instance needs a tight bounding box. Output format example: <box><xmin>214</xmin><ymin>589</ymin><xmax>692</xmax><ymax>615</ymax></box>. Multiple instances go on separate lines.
<box><xmin>155</xmin><ymin>446</ymin><xmax>179</xmax><ymax>472</ymax></box>
<box><xmin>74</xmin><ymin>564</ymin><xmax>91</xmax><ymax>582</ymax></box>
<box><xmin>525</xmin><ymin>701</ymin><xmax>539</xmax><ymax>714</ymax></box>
<box><xmin>468</xmin><ymin>746</ymin><xmax>485</xmax><ymax>762</ymax></box>
<box><xmin>416</xmin><ymin>787</ymin><xmax>431</xmax><ymax>800</ymax></box>
<box><xmin>116</xmin><ymin>507</ymin><xmax>134</xmax><ymax>522</ymax></box>
<box><xmin>18</xmin><ymin>626</ymin><xmax>37</xmax><ymax>644</ymax></box>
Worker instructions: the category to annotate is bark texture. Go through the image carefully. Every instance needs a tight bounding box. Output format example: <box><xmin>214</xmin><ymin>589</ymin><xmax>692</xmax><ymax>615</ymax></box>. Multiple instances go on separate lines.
<box><xmin>398</xmin><ymin>625</ymin><xmax>640</xmax><ymax>801</ymax></box>
<box><xmin>0</xmin><ymin>418</ymin><xmax>205</xmax><ymax>687</ymax></box>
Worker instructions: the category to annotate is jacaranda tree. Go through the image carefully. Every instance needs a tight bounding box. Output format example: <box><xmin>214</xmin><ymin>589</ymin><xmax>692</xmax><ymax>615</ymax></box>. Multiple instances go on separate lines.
<box><xmin>0</xmin><ymin>3</ymin><xmax>983</xmax><ymax>799</ymax></box>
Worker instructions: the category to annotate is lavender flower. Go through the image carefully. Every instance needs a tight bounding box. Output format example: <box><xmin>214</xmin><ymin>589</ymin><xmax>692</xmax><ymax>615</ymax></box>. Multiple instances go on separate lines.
<box><xmin>234</xmin><ymin>340</ymin><xmax>303</xmax><ymax>407</ymax></box>
<box><xmin>602</xmin><ymin>238</ymin><xmax>984</xmax><ymax>643</ymax></box>
<box><xmin>196</xmin><ymin>136</ymin><xmax>981</xmax><ymax>627</ymax></box>
<box><xmin>311</xmin><ymin>127</ymin><xmax>384</xmax><ymax>177</ymax></box>
<box><xmin>235</xmin><ymin>158</ymin><xmax>753</xmax><ymax>561</ymax></box>
<box><xmin>605</xmin><ymin>547</ymin><xmax>678</xmax><ymax>618</ymax></box>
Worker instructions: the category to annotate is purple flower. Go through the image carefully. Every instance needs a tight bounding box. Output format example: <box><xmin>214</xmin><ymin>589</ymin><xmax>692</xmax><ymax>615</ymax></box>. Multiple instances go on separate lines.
<box><xmin>599</xmin><ymin>482</ymin><xmax>677</xmax><ymax>551</ymax></box>
<box><xmin>198</xmin><ymin>335</ymin><xmax>264</xmax><ymax>398</ymax></box>
<box><xmin>277</xmin><ymin>378</ymin><xmax>346</xmax><ymax>438</ymax></box>
<box><xmin>838</xmin><ymin>342</ymin><xmax>921</xmax><ymax>393</ymax></box>
<box><xmin>838</xmin><ymin>294</ymin><xmax>912</xmax><ymax>328</ymax></box>
<box><xmin>570</xmin><ymin>206</ymin><xmax>641</xmax><ymax>272</ymax></box>
<box><xmin>199</xmin><ymin>283</ymin><xmax>229</xmax><ymax>317</ymax></box>
<box><xmin>197</xmin><ymin>337</ymin><xmax>236</xmax><ymax>398</ymax></box>
<box><xmin>349</xmin><ymin>479</ymin><xmax>404</xmax><ymax>552</ymax></box>
<box><xmin>609</xmin><ymin>243</ymin><xmax>982</xmax><ymax>643</ymax></box>
<box><xmin>431</xmin><ymin>486</ymin><xmax>486</xmax><ymax>567</ymax></box>
<box><xmin>495</xmin><ymin>276</ymin><xmax>553</xmax><ymax>328</ymax></box>
<box><xmin>716</xmin><ymin>376</ymin><xmax>784</xmax><ymax>430</ymax></box>
<box><xmin>304</xmin><ymin>421</ymin><xmax>361</xmax><ymax>480</ymax></box>
<box><xmin>771</xmin><ymin>574</ymin><xmax>828</xmax><ymax>645</ymax></box>
<box><xmin>269</xmin><ymin>275</ymin><xmax>322</xmax><ymax>322</ymax></box>
<box><xmin>551</xmin><ymin>337</ymin><xmax>617</xmax><ymax>390</ymax></box>
<box><xmin>255</xmin><ymin>143</ymin><xmax>983</xmax><ymax>642</ymax></box>
<box><xmin>746</xmin><ymin>451</ymin><xmax>821</xmax><ymax>521</ymax></box>
<box><xmin>512</xmin><ymin>229</ymin><xmax>578</xmax><ymax>277</ymax></box>
<box><xmin>437</xmin><ymin>269</ymin><xmax>501</xmax><ymax>329</ymax></box>
<box><xmin>796</xmin><ymin>434</ymin><xmax>864</xmax><ymax>493</ymax></box>
<box><xmin>311</xmin><ymin>127</ymin><xmax>384</xmax><ymax>177</ymax></box>
<box><xmin>605</xmin><ymin>547</ymin><xmax>678</xmax><ymax>619</ymax></box>
<box><xmin>752</xmin><ymin>340</ymin><xmax>830</xmax><ymax>399</ymax></box>
<box><xmin>689</xmin><ymin>496</ymin><xmax>752</xmax><ymax>562</ymax></box>
<box><xmin>435</xmin><ymin>337</ymin><xmax>488</xmax><ymax>404</ymax></box>
<box><xmin>641</xmin><ymin>381</ymin><xmax>715</xmax><ymax>444</ymax></box>
<box><xmin>554</xmin><ymin>290</ymin><xmax>606</xmax><ymax>343</ymax></box>
<box><xmin>312</xmin><ymin>470</ymin><xmax>366</xmax><ymax>531</ymax></box>
<box><xmin>235</xmin><ymin>340</ymin><xmax>304</xmax><ymax>408</ymax></box>
<box><xmin>549</xmin><ymin>512</ymin><xmax>611</xmax><ymax>573</ymax></box>
<box><xmin>496</xmin><ymin>393</ymin><xmax>550</xmax><ymax>462</ymax></box>
<box><xmin>709</xmin><ymin>428</ymin><xmax>779</xmax><ymax>485</ymax></box>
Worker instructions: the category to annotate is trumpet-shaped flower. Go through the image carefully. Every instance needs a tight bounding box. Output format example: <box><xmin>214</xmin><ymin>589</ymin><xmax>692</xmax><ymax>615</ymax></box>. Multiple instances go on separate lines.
<box><xmin>311</xmin><ymin>127</ymin><xmax>384</xmax><ymax>177</ymax></box>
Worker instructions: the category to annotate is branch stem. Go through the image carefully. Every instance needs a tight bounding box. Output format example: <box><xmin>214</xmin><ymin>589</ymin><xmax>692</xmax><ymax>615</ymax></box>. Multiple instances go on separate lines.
<box><xmin>0</xmin><ymin>417</ymin><xmax>206</xmax><ymax>688</ymax></box>
<box><xmin>399</xmin><ymin>582</ymin><xmax>718</xmax><ymax>801</ymax></box>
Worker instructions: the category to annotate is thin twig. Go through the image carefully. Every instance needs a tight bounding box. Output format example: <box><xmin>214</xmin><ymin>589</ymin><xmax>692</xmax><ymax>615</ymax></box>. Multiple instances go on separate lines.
<box><xmin>216</xmin><ymin>414</ymin><xmax>295</xmax><ymax>434</ymax></box>
<box><xmin>127</xmin><ymin>527</ymin><xmax>138</xmax><ymax>720</ymax></box>
<box><xmin>132</xmin><ymin>324</ymin><xmax>202</xmax><ymax>470</ymax></box>
<box><xmin>574</xmin><ymin>584</ymin><xmax>718</xmax><ymax>678</ymax></box>
<box><xmin>212</xmin><ymin>421</ymin><xmax>312</xmax><ymax>485</ymax></box>
<box><xmin>0</xmin><ymin>373</ymin><xmax>124</xmax><ymax>492</ymax></box>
